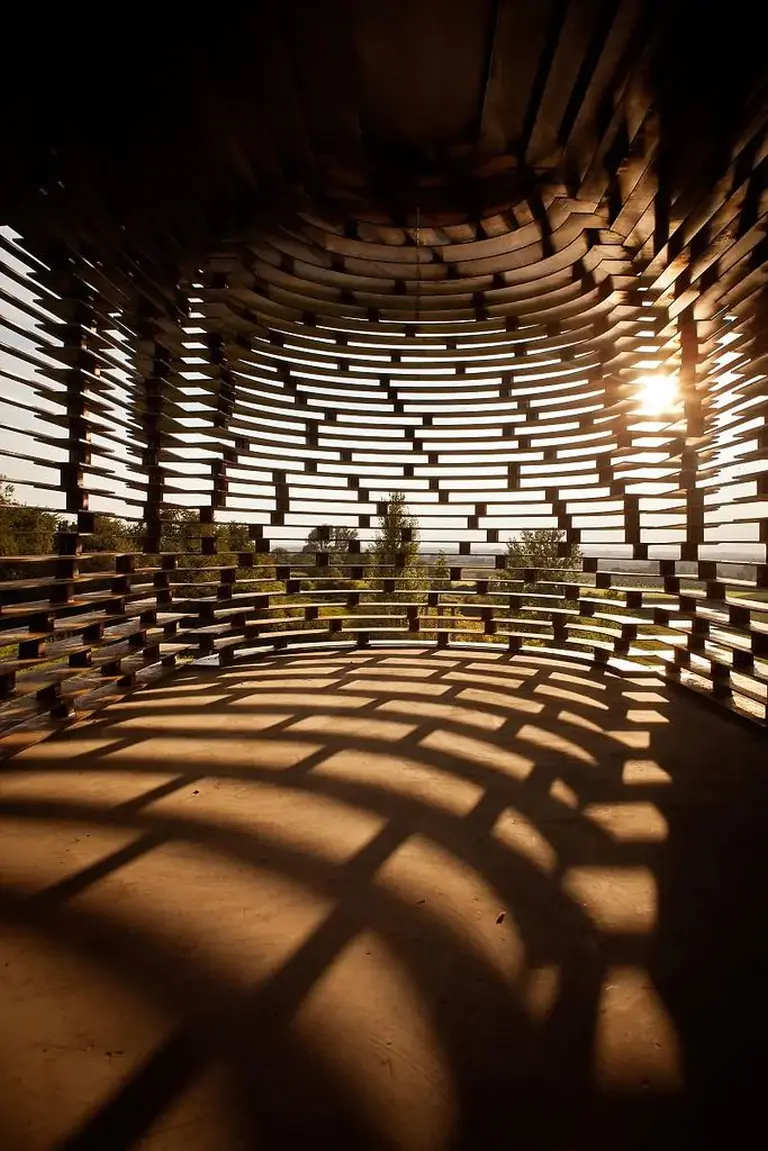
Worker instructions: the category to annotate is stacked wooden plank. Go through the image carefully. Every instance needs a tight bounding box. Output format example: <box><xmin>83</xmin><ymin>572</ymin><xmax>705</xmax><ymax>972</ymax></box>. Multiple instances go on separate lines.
<box><xmin>1</xmin><ymin>0</ymin><xmax>766</xmax><ymax>740</ymax></box>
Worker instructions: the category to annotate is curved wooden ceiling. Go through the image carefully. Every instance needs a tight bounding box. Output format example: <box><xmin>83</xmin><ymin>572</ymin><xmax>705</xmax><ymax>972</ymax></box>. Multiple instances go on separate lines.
<box><xmin>1</xmin><ymin>0</ymin><xmax>765</xmax><ymax>313</ymax></box>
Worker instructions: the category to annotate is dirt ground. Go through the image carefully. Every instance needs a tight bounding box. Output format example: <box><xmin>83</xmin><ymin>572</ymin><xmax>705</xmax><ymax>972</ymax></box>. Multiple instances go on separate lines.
<box><xmin>0</xmin><ymin>646</ymin><xmax>766</xmax><ymax>1149</ymax></box>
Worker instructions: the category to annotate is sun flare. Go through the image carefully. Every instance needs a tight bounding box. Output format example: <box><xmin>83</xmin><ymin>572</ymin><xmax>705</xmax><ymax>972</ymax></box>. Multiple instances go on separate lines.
<box><xmin>637</xmin><ymin>374</ymin><xmax>679</xmax><ymax>416</ymax></box>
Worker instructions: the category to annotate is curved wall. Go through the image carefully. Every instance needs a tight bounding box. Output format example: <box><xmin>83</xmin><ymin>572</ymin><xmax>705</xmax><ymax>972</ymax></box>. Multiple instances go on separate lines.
<box><xmin>2</xmin><ymin>16</ymin><xmax>768</xmax><ymax>734</ymax></box>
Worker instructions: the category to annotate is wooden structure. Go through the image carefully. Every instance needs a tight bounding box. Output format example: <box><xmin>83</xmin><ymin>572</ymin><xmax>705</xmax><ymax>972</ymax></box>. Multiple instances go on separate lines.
<box><xmin>1</xmin><ymin>0</ymin><xmax>767</xmax><ymax>735</ymax></box>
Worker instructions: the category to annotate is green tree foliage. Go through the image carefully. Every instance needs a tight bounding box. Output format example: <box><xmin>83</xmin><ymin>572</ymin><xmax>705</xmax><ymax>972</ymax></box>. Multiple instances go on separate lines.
<box><xmin>420</xmin><ymin>549</ymin><xmax>451</xmax><ymax>631</ymax></box>
<box><xmin>372</xmin><ymin>492</ymin><xmax>418</xmax><ymax>557</ymax></box>
<box><xmin>0</xmin><ymin>479</ymin><xmax>60</xmax><ymax>575</ymax></box>
<box><xmin>219</xmin><ymin>521</ymin><xmax>253</xmax><ymax>554</ymax></box>
<box><xmin>368</xmin><ymin>491</ymin><xmax>419</xmax><ymax>573</ymax></box>
<box><xmin>504</xmin><ymin>528</ymin><xmax>581</xmax><ymax>588</ymax></box>
<box><xmin>148</xmin><ymin>509</ymin><xmax>221</xmax><ymax>597</ymax></box>
<box><xmin>149</xmin><ymin>509</ymin><xmax>248</xmax><ymax>597</ymax></box>
<box><xmin>302</xmin><ymin>524</ymin><xmax>358</xmax><ymax>581</ymax></box>
<box><xmin>89</xmin><ymin>514</ymin><xmax>141</xmax><ymax>553</ymax></box>
<box><xmin>303</xmin><ymin>524</ymin><xmax>357</xmax><ymax>554</ymax></box>
<box><xmin>54</xmin><ymin>513</ymin><xmax>142</xmax><ymax>569</ymax></box>
<box><xmin>502</xmin><ymin>528</ymin><xmax>581</xmax><ymax>629</ymax></box>
<box><xmin>212</xmin><ymin>520</ymin><xmax>285</xmax><ymax>594</ymax></box>
<box><xmin>152</xmin><ymin>506</ymin><xmax>203</xmax><ymax>553</ymax></box>
<box><xmin>431</xmin><ymin>550</ymin><xmax>450</xmax><ymax>591</ymax></box>
<box><xmin>0</xmin><ymin>481</ymin><xmax>287</xmax><ymax>603</ymax></box>
<box><xmin>368</xmin><ymin>491</ymin><xmax>424</xmax><ymax>598</ymax></box>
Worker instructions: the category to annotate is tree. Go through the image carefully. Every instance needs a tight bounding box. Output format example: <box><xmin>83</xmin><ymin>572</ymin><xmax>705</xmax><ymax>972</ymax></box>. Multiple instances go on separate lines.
<box><xmin>431</xmin><ymin>550</ymin><xmax>450</xmax><ymax>591</ymax></box>
<box><xmin>153</xmin><ymin>506</ymin><xmax>203</xmax><ymax>553</ymax></box>
<box><xmin>88</xmin><ymin>514</ymin><xmax>141</xmax><ymax>556</ymax></box>
<box><xmin>368</xmin><ymin>491</ymin><xmax>424</xmax><ymax>598</ymax></box>
<box><xmin>54</xmin><ymin>512</ymin><xmax>142</xmax><ymax>571</ymax></box>
<box><xmin>302</xmin><ymin>524</ymin><xmax>358</xmax><ymax>580</ymax></box>
<box><xmin>220</xmin><ymin>521</ymin><xmax>255</xmax><ymax>554</ymax></box>
<box><xmin>213</xmin><ymin>521</ymin><xmax>285</xmax><ymax>591</ymax></box>
<box><xmin>423</xmin><ymin>549</ymin><xmax>451</xmax><ymax>631</ymax></box>
<box><xmin>502</xmin><ymin>529</ymin><xmax>581</xmax><ymax>627</ymax></box>
<box><xmin>303</xmin><ymin>524</ymin><xmax>358</xmax><ymax>554</ymax></box>
<box><xmin>505</xmin><ymin>528</ymin><xmax>581</xmax><ymax>580</ymax></box>
<box><xmin>369</xmin><ymin>492</ymin><xmax>419</xmax><ymax>571</ymax></box>
<box><xmin>0</xmin><ymin>478</ymin><xmax>60</xmax><ymax>569</ymax></box>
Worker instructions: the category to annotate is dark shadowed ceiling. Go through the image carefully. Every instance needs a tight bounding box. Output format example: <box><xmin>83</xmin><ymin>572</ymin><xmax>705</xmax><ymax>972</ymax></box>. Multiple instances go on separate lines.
<box><xmin>0</xmin><ymin>0</ymin><xmax>765</xmax><ymax>315</ymax></box>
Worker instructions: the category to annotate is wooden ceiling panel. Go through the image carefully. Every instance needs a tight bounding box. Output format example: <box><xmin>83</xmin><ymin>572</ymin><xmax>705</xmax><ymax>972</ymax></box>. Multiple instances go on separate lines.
<box><xmin>352</xmin><ymin>0</ymin><xmax>495</xmax><ymax>148</ymax></box>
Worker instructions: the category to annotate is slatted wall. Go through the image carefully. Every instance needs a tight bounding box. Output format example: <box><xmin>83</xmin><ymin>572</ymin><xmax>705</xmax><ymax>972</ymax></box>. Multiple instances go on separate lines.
<box><xmin>1</xmin><ymin>4</ymin><xmax>767</xmax><ymax>743</ymax></box>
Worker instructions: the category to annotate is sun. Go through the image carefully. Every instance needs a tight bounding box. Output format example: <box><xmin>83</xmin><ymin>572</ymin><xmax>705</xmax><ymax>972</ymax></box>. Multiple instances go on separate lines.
<box><xmin>637</xmin><ymin>373</ymin><xmax>679</xmax><ymax>416</ymax></box>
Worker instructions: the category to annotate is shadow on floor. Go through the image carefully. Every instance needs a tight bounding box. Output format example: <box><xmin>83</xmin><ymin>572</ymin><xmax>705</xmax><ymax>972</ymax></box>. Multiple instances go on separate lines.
<box><xmin>0</xmin><ymin>646</ymin><xmax>766</xmax><ymax>1149</ymax></box>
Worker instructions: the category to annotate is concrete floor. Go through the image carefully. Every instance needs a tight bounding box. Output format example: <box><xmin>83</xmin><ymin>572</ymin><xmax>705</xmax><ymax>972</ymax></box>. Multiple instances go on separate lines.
<box><xmin>0</xmin><ymin>646</ymin><xmax>766</xmax><ymax>1150</ymax></box>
